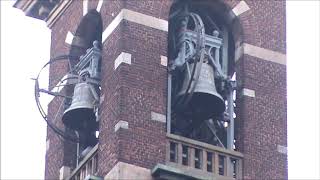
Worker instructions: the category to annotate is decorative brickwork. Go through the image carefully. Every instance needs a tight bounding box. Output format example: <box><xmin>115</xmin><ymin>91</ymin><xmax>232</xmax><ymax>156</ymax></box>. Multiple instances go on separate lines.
<box><xmin>235</xmin><ymin>54</ymin><xmax>287</xmax><ymax>179</ymax></box>
<box><xmin>23</xmin><ymin>0</ymin><xmax>287</xmax><ymax>179</ymax></box>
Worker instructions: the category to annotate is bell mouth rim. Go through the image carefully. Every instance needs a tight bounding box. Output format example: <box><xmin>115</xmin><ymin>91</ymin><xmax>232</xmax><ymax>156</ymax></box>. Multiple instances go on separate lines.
<box><xmin>63</xmin><ymin>106</ymin><xmax>95</xmax><ymax>114</ymax></box>
<box><xmin>62</xmin><ymin>108</ymin><xmax>97</xmax><ymax>131</ymax></box>
<box><xmin>174</xmin><ymin>92</ymin><xmax>226</xmax><ymax>120</ymax></box>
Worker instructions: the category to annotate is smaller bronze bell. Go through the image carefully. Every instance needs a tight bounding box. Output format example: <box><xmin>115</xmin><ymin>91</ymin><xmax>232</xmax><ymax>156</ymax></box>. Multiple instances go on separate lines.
<box><xmin>62</xmin><ymin>82</ymin><xmax>98</xmax><ymax>131</ymax></box>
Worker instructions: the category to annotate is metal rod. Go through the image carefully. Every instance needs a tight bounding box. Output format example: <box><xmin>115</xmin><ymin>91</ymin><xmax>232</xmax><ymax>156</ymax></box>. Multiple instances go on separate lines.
<box><xmin>226</xmin><ymin>80</ymin><xmax>236</xmax><ymax>177</ymax></box>
<box><xmin>208</xmin><ymin>48</ymin><xmax>225</xmax><ymax>79</ymax></box>
<box><xmin>215</xmin><ymin>47</ymin><xmax>221</xmax><ymax>70</ymax></box>
<box><xmin>186</xmin><ymin>62</ymin><xmax>191</xmax><ymax>79</ymax></box>
<box><xmin>205</xmin><ymin>120</ymin><xmax>226</xmax><ymax>149</ymax></box>
<box><xmin>167</xmin><ymin>73</ymin><xmax>172</xmax><ymax>134</ymax></box>
<box><xmin>38</xmin><ymin>89</ymin><xmax>72</xmax><ymax>99</ymax></box>
<box><xmin>76</xmin><ymin>131</ymin><xmax>80</xmax><ymax>166</ymax></box>
<box><xmin>222</xmin><ymin>26</ymin><xmax>229</xmax><ymax>75</ymax></box>
<box><xmin>227</xmin><ymin>89</ymin><xmax>234</xmax><ymax>150</ymax></box>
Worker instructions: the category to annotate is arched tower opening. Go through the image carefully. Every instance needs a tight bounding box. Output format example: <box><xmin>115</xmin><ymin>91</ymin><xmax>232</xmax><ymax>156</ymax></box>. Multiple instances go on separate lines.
<box><xmin>63</xmin><ymin>9</ymin><xmax>103</xmax><ymax>162</ymax></box>
<box><xmin>167</xmin><ymin>0</ymin><xmax>243</xmax><ymax>150</ymax></box>
<box><xmin>69</xmin><ymin>9</ymin><xmax>103</xmax><ymax>66</ymax></box>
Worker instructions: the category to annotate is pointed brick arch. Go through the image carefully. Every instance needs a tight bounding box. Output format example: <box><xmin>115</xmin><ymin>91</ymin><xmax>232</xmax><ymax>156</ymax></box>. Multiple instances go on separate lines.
<box><xmin>69</xmin><ymin>9</ymin><xmax>103</xmax><ymax>62</ymax></box>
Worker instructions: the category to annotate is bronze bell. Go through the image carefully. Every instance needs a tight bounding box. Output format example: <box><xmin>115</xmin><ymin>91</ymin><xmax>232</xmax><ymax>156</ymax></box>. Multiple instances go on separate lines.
<box><xmin>176</xmin><ymin>62</ymin><xmax>225</xmax><ymax>120</ymax></box>
<box><xmin>62</xmin><ymin>82</ymin><xmax>98</xmax><ymax>131</ymax></box>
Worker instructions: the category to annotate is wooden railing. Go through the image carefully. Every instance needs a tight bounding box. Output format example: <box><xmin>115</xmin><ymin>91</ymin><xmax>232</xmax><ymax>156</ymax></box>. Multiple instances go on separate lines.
<box><xmin>166</xmin><ymin>134</ymin><xmax>243</xmax><ymax>179</ymax></box>
<box><xmin>67</xmin><ymin>144</ymin><xmax>99</xmax><ymax>180</ymax></box>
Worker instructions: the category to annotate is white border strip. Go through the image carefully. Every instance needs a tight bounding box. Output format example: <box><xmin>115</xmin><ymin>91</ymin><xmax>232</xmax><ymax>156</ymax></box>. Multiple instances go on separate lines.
<box><xmin>46</xmin><ymin>139</ymin><xmax>50</xmax><ymax>152</ymax></box>
<box><xmin>232</xmin><ymin>1</ymin><xmax>250</xmax><ymax>16</ymax></box>
<box><xmin>105</xmin><ymin>162</ymin><xmax>151</xmax><ymax>179</ymax></box>
<box><xmin>114</xmin><ymin>121</ymin><xmax>129</xmax><ymax>132</ymax></box>
<box><xmin>123</xmin><ymin>9</ymin><xmax>168</xmax><ymax>32</ymax></box>
<box><xmin>277</xmin><ymin>145</ymin><xmax>288</xmax><ymax>155</ymax></box>
<box><xmin>243</xmin><ymin>43</ymin><xmax>286</xmax><ymax>65</ymax></box>
<box><xmin>65</xmin><ymin>31</ymin><xmax>74</xmax><ymax>45</ymax></box>
<box><xmin>160</xmin><ymin>56</ymin><xmax>168</xmax><ymax>66</ymax></box>
<box><xmin>83</xmin><ymin>0</ymin><xmax>88</xmax><ymax>16</ymax></box>
<box><xmin>242</xmin><ymin>88</ymin><xmax>255</xmax><ymax>98</ymax></box>
<box><xmin>102</xmin><ymin>9</ymin><xmax>168</xmax><ymax>43</ymax></box>
<box><xmin>102</xmin><ymin>9</ymin><xmax>285</xmax><ymax>65</ymax></box>
<box><xmin>96</xmin><ymin>0</ymin><xmax>104</xmax><ymax>12</ymax></box>
<box><xmin>114</xmin><ymin>52</ymin><xmax>132</xmax><ymax>70</ymax></box>
<box><xmin>47</xmin><ymin>52</ymin><xmax>130</xmax><ymax>104</ymax></box>
<box><xmin>102</xmin><ymin>9</ymin><xmax>124</xmax><ymax>43</ymax></box>
<box><xmin>151</xmin><ymin>111</ymin><xmax>166</xmax><ymax>123</ymax></box>
<box><xmin>235</xmin><ymin>44</ymin><xmax>243</xmax><ymax>62</ymax></box>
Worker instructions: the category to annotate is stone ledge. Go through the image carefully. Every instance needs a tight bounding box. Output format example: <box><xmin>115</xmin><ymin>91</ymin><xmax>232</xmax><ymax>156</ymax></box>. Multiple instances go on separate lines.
<box><xmin>243</xmin><ymin>43</ymin><xmax>286</xmax><ymax>65</ymax></box>
<box><xmin>59</xmin><ymin>166</ymin><xmax>71</xmax><ymax>180</ymax></box>
<box><xmin>102</xmin><ymin>9</ymin><xmax>168</xmax><ymax>43</ymax></box>
<box><xmin>114</xmin><ymin>121</ymin><xmax>129</xmax><ymax>132</ymax></box>
<box><xmin>277</xmin><ymin>145</ymin><xmax>288</xmax><ymax>155</ymax></box>
<box><xmin>151</xmin><ymin>111</ymin><xmax>166</xmax><ymax>123</ymax></box>
<box><xmin>232</xmin><ymin>1</ymin><xmax>250</xmax><ymax>16</ymax></box>
<box><xmin>160</xmin><ymin>56</ymin><xmax>168</xmax><ymax>67</ymax></box>
<box><xmin>46</xmin><ymin>139</ymin><xmax>50</xmax><ymax>152</ymax></box>
<box><xmin>96</xmin><ymin>0</ymin><xmax>104</xmax><ymax>12</ymax></box>
<box><xmin>104</xmin><ymin>162</ymin><xmax>152</xmax><ymax>180</ymax></box>
<box><xmin>114</xmin><ymin>52</ymin><xmax>132</xmax><ymax>70</ymax></box>
<box><xmin>152</xmin><ymin>163</ymin><xmax>233</xmax><ymax>180</ymax></box>
<box><xmin>242</xmin><ymin>88</ymin><xmax>255</xmax><ymax>98</ymax></box>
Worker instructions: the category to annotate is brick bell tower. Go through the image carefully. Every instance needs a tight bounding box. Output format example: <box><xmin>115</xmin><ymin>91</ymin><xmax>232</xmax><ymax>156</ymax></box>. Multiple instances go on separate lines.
<box><xmin>15</xmin><ymin>0</ymin><xmax>287</xmax><ymax>179</ymax></box>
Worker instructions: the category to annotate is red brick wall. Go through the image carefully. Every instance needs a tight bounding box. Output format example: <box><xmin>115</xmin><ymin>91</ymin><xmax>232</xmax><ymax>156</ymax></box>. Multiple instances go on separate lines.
<box><xmin>235</xmin><ymin>55</ymin><xmax>287</xmax><ymax>179</ymax></box>
<box><xmin>45</xmin><ymin>97</ymin><xmax>64</xmax><ymax>179</ymax></box>
<box><xmin>241</xmin><ymin>1</ymin><xmax>286</xmax><ymax>54</ymax></box>
<box><xmin>97</xmin><ymin>24</ymin><xmax>123</xmax><ymax>176</ymax></box>
<box><xmin>231</xmin><ymin>1</ymin><xmax>287</xmax><ymax>179</ymax></box>
<box><xmin>45</xmin><ymin>0</ymin><xmax>287</xmax><ymax>179</ymax></box>
<box><xmin>124</xmin><ymin>0</ymin><xmax>171</xmax><ymax>20</ymax></box>
<box><xmin>45</xmin><ymin>1</ymin><xmax>83</xmax><ymax>179</ymax></box>
<box><xmin>118</xmin><ymin>20</ymin><xmax>168</xmax><ymax>169</ymax></box>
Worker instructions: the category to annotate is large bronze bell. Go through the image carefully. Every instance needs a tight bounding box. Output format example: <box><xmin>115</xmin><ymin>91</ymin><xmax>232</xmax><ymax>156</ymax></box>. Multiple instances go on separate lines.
<box><xmin>176</xmin><ymin>62</ymin><xmax>225</xmax><ymax>120</ymax></box>
<box><xmin>62</xmin><ymin>82</ymin><xmax>98</xmax><ymax>131</ymax></box>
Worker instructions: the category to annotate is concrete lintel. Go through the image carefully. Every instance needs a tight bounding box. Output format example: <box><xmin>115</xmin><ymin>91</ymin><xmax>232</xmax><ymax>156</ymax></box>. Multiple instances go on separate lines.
<box><xmin>104</xmin><ymin>162</ymin><xmax>152</xmax><ymax>179</ymax></box>
<box><xmin>83</xmin><ymin>0</ymin><xmax>88</xmax><ymax>16</ymax></box>
<box><xmin>151</xmin><ymin>111</ymin><xmax>166</xmax><ymax>123</ymax></box>
<box><xmin>160</xmin><ymin>56</ymin><xmax>168</xmax><ymax>66</ymax></box>
<box><xmin>114</xmin><ymin>52</ymin><xmax>132</xmax><ymax>70</ymax></box>
<box><xmin>114</xmin><ymin>121</ymin><xmax>129</xmax><ymax>132</ymax></box>
<box><xmin>232</xmin><ymin>1</ymin><xmax>250</xmax><ymax>16</ymax></box>
<box><xmin>123</xmin><ymin>9</ymin><xmax>168</xmax><ymax>32</ymax></box>
<box><xmin>100</xmin><ymin>8</ymin><xmax>286</xmax><ymax>66</ymax></box>
<box><xmin>46</xmin><ymin>139</ymin><xmax>50</xmax><ymax>152</ymax></box>
<box><xmin>96</xmin><ymin>0</ymin><xmax>104</xmax><ymax>12</ymax></box>
<box><xmin>152</xmin><ymin>163</ymin><xmax>223</xmax><ymax>180</ymax></box>
<box><xmin>277</xmin><ymin>145</ymin><xmax>288</xmax><ymax>155</ymax></box>
<box><xmin>59</xmin><ymin>166</ymin><xmax>71</xmax><ymax>180</ymax></box>
<box><xmin>243</xmin><ymin>43</ymin><xmax>286</xmax><ymax>65</ymax></box>
<box><xmin>236</xmin><ymin>43</ymin><xmax>286</xmax><ymax>65</ymax></box>
<box><xmin>65</xmin><ymin>31</ymin><xmax>74</xmax><ymax>45</ymax></box>
<box><xmin>242</xmin><ymin>88</ymin><xmax>255</xmax><ymax>98</ymax></box>
<box><xmin>102</xmin><ymin>9</ymin><xmax>168</xmax><ymax>43</ymax></box>
<box><xmin>99</xmin><ymin>94</ymin><xmax>105</xmax><ymax>105</ymax></box>
<box><xmin>235</xmin><ymin>44</ymin><xmax>244</xmax><ymax>62</ymax></box>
